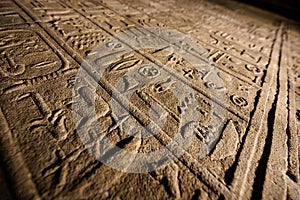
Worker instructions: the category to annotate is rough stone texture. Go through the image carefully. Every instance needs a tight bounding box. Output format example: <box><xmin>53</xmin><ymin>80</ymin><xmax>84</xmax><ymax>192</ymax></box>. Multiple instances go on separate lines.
<box><xmin>0</xmin><ymin>0</ymin><xmax>299</xmax><ymax>199</ymax></box>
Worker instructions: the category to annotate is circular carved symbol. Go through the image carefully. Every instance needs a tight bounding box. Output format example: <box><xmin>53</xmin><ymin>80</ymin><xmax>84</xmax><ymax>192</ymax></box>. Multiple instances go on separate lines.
<box><xmin>245</xmin><ymin>64</ymin><xmax>262</xmax><ymax>75</ymax></box>
<box><xmin>138</xmin><ymin>65</ymin><xmax>160</xmax><ymax>77</ymax></box>
<box><xmin>230</xmin><ymin>95</ymin><xmax>248</xmax><ymax>107</ymax></box>
<box><xmin>205</xmin><ymin>81</ymin><xmax>216</xmax><ymax>89</ymax></box>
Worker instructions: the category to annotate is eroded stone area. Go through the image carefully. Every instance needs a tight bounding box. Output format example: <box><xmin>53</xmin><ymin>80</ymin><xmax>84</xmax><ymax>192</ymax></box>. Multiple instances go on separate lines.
<box><xmin>0</xmin><ymin>0</ymin><xmax>299</xmax><ymax>199</ymax></box>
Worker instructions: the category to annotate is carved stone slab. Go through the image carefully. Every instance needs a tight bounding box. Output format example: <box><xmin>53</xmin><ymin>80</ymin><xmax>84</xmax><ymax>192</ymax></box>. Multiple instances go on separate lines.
<box><xmin>0</xmin><ymin>0</ymin><xmax>299</xmax><ymax>199</ymax></box>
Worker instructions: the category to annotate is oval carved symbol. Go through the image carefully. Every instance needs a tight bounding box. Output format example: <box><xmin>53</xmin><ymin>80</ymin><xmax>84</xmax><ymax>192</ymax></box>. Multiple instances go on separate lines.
<box><xmin>138</xmin><ymin>65</ymin><xmax>160</xmax><ymax>77</ymax></box>
<box><xmin>230</xmin><ymin>95</ymin><xmax>248</xmax><ymax>107</ymax></box>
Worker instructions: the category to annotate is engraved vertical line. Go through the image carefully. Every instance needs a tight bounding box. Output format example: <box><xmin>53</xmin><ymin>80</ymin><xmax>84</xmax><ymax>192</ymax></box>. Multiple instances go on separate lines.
<box><xmin>285</xmin><ymin>30</ymin><xmax>299</xmax><ymax>183</ymax></box>
<box><xmin>224</xmin><ymin>22</ymin><xmax>280</xmax><ymax>185</ymax></box>
<box><xmin>259</xmin><ymin>24</ymin><xmax>288</xmax><ymax>199</ymax></box>
<box><xmin>228</xmin><ymin>22</ymin><xmax>283</xmax><ymax>199</ymax></box>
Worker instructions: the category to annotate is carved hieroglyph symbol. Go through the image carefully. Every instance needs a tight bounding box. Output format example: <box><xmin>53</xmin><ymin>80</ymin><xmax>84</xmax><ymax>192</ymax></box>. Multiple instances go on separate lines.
<box><xmin>73</xmin><ymin>27</ymin><xmax>227</xmax><ymax>172</ymax></box>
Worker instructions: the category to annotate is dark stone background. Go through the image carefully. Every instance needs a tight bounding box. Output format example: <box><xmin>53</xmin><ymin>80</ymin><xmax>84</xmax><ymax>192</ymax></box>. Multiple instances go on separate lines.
<box><xmin>239</xmin><ymin>0</ymin><xmax>299</xmax><ymax>21</ymax></box>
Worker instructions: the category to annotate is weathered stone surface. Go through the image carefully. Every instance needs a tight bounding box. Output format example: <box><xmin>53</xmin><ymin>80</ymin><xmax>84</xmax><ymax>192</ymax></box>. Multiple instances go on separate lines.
<box><xmin>0</xmin><ymin>0</ymin><xmax>299</xmax><ymax>199</ymax></box>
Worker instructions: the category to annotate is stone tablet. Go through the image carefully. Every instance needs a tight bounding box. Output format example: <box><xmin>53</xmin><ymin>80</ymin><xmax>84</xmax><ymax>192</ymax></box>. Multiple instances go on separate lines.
<box><xmin>0</xmin><ymin>0</ymin><xmax>299</xmax><ymax>199</ymax></box>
